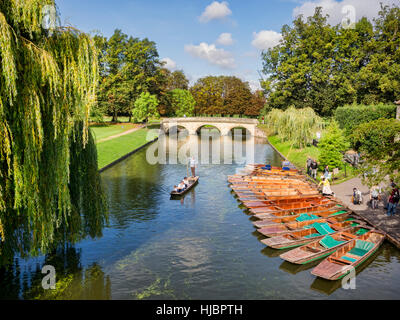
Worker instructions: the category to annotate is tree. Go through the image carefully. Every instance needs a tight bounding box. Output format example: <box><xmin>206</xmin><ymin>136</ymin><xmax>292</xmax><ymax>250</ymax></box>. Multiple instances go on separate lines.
<box><xmin>350</xmin><ymin>119</ymin><xmax>400</xmax><ymax>185</ymax></box>
<box><xmin>132</xmin><ymin>92</ymin><xmax>160</xmax><ymax>122</ymax></box>
<box><xmin>168</xmin><ymin>89</ymin><xmax>195</xmax><ymax>117</ymax></box>
<box><xmin>96</xmin><ymin>30</ymin><xmax>164</xmax><ymax>122</ymax></box>
<box><xmin>190</xmin><ymin>76</ymin><xmax>253</xmax><ymax>116</ymax></box>
<box><xmin>318</xmin><ymin>121</ymin><xmax>349</xmax><ymax>170</ymax></box>
<box><xmin>246</xmin><ymin>90</ymin><xmax>266</xmax><ymax>117</ymax></box>
<box><xmin>267</xmin><ymin>107</ymin><xmax>323</xmax><ymax>148</ymax></box>
<box><xmin>191</xmin><ymin>76</ymin><xmax>224</xmax><ymax>115</ymax></box>
<box><xmin>0</xmin><ymin>0</ymin><xmax>107</xmax><ymax>264</ymax></box>
<box><xmin>164</xmin><ymin>69</ymin><xmax>189</xmax><ymax>91</ymax></box>
<box><xmin>261</xmin><ymin>4</ymin><xmax>400</xmax><ymax>116</ymax></box>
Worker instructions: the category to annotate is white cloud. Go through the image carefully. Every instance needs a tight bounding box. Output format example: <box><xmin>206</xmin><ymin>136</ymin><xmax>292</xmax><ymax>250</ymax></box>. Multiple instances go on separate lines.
<box><xmin>293</xmin><ymin>0</ymin><xmax>395</xmax><ymax>26</ymax></box>
<box><xmin>216</xmin><ymin>32</ymin><xmax>234</xmax><ymax>46</ymax></box>
<box><xmin>199</xmin><ymin>1</ymin><xmax>232</xmax><ymax>23</ymax></box>
<box><xmin>251</xmin><ymin>30</ymin><xmax>282</xmax><ymax>50</ymax></box>
<box><xmin>161</xmin><ymin>57</ymin><xmax>177</xmax><ymax>71</ymax></box>
<box><xmin>184</xmin><ymin>42</ymin><xmax>236</xmax><ymax>69</ymax></box>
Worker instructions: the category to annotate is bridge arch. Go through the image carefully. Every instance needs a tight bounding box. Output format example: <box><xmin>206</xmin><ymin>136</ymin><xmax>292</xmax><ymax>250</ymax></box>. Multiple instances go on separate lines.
<box><xmin>161</xmin><ymin>117</ymin><xmax>258</xmax><ymax>137</ymax></box>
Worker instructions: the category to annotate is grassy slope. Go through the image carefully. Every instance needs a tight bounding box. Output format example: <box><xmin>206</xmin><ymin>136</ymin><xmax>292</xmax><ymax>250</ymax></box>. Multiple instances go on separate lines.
<box><xmin>267</xmin><ymin>135</ymin><xmax>357</xmax><ymax>184</ymax></box>
<box><xmin>95</xmin><ymin>128</ymin><xmax>157</xmax><ymax>169</ymax></box>
<box><xmin>90</xmin><ymin>123</ymin><xmax>140</xmax><ymax>142</ymax></box>
<box><xmin>268</xmin><ymin>135</ymin><xmax>320</xmax><ymax>170</ymax></box>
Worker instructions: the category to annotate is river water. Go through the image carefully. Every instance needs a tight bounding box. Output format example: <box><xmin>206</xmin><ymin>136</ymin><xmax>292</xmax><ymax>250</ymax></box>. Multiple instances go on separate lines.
<box><xmin>1</xmin><ymin>133</ymin><xmax>399</xmax><ymax>299</ymax></box>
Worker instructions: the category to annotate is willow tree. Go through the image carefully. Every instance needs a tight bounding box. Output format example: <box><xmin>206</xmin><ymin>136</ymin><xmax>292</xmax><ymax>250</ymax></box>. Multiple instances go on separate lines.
<box><xmin>267</xmin><ymin>107</ymin><xmax>323</xmax><ymax>148</ymax></box>
<box><xmin>0</xmin><ymin>0</ymin><xmax>107</xmax><ymax>264</ymax></box>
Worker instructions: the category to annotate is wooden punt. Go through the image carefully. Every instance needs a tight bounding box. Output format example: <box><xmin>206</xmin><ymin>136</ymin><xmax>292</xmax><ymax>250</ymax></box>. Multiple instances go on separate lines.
<box><xmin>280</xmin><ymin>226</ymin><xmax>374</xmax><ymax>264</ymax></box>
<box><xmin>252</xmin><ymin>205</ymin><xmax>342</xmax><ymax>227</ymax></box>
<box><xmin>257</xmin><ymin>210</ymin><xmax>350</xmax><ymax>237</ymax></box>
<box><xmin>261</xmin><ymin>220</ymin><xmax>362</xmax><ymax>250</ymax></box>
<box><xmin>170</xmin><ymin>176</ymin><xmax>199</xmax><ymax>197</ymax></box>
<box><xmin>251</xmin><ymin>200</ymin><xmax>338</xmax><ymax>216</ymax></box>
<box><xmin>239</xmin><ymin>194</ymin><xmax>325</xmax><ymax>203</ymax></box>
<box><xmin>311</xmin><ymin>230</ymin><xmax>386</xmax><ymax>280</ymax></box>
<box><xmin>243</xmin><ymin>198</ymin><xmax>332</xmax><ymax>210</ymax></box>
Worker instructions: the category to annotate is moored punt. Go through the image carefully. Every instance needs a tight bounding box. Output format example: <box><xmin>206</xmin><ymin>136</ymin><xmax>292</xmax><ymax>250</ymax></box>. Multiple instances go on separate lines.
<box><xmin>243</xmin><ymin>197</ymin><xmax>332</xmax><ymax>209</ymax></box>
<box><xmin>261</xmin><ymin>220</ymin><xmax>362</xmax><ymax>250</ymax></box>
<box><xmin>252</xmin><ymin>205</ymin><xmax>342</xmax><ymax>227</ymax></box>
<box><xmin>311</xmin><ymin>231</ymin><xmax>386</xmax><ymax>280</ymax></box>
<box><xmin>256</xmin><ymin>208</ymin><xmax>348</xmax><ymax>228</ymax></box>
<box><xmin>280</xmin><ymin>226</ymin><xmax>374</xmax><ymax>264</ymax></box>
<box><xmin>257</xmin><ymin>210</ymin><xmax>350</xmax><ymax>237</ymax></box>
<box><xmin>251</xmin><ymin>201</ymin><xmax>338</xmax><ymax>216</ymax></box>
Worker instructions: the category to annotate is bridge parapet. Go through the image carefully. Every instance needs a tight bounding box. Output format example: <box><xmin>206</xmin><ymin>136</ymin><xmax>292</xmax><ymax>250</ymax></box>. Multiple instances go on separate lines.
<box><xmin>160</xmin><ymin>117</ymin><xmax>259</xmax><ymax>136</ymax></box>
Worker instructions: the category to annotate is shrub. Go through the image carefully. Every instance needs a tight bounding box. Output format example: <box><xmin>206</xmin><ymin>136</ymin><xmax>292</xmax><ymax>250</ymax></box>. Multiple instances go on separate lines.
<box><xmin>334</xmin><ymin>104</ymin><xmax>397</xmax><ymax>136</ymax></box>
<box><xmin>318</xmin><ymin>121</ymin><xmax>349</xmax><ymax>170</ymax></box>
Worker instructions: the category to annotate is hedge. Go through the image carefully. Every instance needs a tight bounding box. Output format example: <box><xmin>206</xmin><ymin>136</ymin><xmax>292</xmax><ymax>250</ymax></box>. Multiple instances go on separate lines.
<box><xmin>335</xmin><ymin>104</ymin><xmax>397</xmax><ymax>135</ymax></box>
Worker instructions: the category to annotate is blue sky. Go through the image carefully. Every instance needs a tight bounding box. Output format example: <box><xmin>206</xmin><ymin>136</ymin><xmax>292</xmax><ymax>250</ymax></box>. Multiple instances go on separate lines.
<box><xmin>56</xmin><ymin>0</ymin><xmax>394</xmax><ymax>91</ymax></box>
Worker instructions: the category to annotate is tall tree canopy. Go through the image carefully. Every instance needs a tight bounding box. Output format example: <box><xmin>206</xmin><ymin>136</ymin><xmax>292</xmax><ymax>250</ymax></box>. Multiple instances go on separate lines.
<box><xmin>96</xmin><ymin>29</ymin><xmax>164</xmax><ymax>122</ymax></box>
<box><xmin>0</xmin><ymin>0</ymin><xmax>107</xmax><ymax>265</ymax></box>
<box><xmin>261</xmin><ymin>4</ymin><xmax>400</xmax><ymax>116</ymax></box>
<box><xmin>190</xmin><ymin>76</ymin><xmax>254</xmax><ymax>116</ymax></box>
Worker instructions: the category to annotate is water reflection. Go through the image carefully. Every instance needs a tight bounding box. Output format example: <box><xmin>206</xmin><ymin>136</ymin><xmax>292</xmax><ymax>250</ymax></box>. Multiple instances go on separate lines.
<box><xmin>2</xmin><ymin>133</ymin><xmax>400</xmax><ymax>299</ymax></box>
<box><xmin>0</xmin><ymin>245</ymin><xmax>111</xmax><ymax>300</ymax></box>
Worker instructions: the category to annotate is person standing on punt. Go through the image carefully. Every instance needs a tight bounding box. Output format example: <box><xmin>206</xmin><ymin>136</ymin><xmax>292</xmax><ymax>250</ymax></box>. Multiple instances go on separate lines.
<box><xmin>189</xmin><ymin>156</ymin><xmax>197</xmax><ymax>177</ymax></box>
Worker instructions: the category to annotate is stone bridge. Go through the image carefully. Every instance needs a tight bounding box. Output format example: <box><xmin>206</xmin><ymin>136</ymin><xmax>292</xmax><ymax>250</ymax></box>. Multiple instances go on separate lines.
<box><xmin>160</xmin><ymin>117</ymin><xmax>259</xmax><ymax>136</ymax></box>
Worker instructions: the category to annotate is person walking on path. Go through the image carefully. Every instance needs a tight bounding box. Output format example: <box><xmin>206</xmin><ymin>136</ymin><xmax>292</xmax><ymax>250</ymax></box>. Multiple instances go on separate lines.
<box><xmin>387</xmin><ymin>181</ymin><xmax>400</xmax><ymax>216</ymax></box>
<box><xmin>189</xmin><ymin>156</ymin><xmax>197</xmax><ymax>177</ymax></box>
<box><xmin>306</xmin><ymin>157</ymin><xmax>312</xmax><ymax>176</ymax></box>
<box><xmin>370</xmin><ymin>185</ymin><xmax>381</xmax><ymax>209</ymax></box>
<box><xmin>310</xmin><ymin>160</ymin><xmax>318</xmax><ymax>179</ymax></box>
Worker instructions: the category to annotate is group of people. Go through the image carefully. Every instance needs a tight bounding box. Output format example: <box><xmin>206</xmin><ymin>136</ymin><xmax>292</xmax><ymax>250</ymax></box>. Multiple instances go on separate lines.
<box><xmin>173</xmin><ymin>177</ymin><xmax>191</xmax><ymax>193</ymax></box>
<box><xmin>172</xmin><ymin>156</ymin><xmax>198</xmax><ymax>193</ymax></box>
<box><xmin>351</xmin><ymin>180</ymin><xmax>399</xmax><ymax>216</ymax></box>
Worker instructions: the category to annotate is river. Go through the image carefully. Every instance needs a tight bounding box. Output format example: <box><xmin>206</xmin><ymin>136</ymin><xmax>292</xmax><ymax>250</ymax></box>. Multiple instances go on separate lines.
<box><xmin>1</xmin><ymin>132</ymin><xmax>399</xmax><ymax>299</ymax></box>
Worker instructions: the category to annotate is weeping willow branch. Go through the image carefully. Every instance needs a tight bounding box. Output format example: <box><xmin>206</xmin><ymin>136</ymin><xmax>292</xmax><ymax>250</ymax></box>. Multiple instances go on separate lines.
<box><xmin>0</xmin><ymin>0</ymin><xmax>107</xmax><ymax>264</ymax></box>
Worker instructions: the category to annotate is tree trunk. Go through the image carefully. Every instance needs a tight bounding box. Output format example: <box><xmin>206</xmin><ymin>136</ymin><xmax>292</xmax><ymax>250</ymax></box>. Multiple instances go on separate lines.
<box><xmin>112</xmin><ymin>109</ymin><xmax>118</xmax><ymax>122</ymax></box>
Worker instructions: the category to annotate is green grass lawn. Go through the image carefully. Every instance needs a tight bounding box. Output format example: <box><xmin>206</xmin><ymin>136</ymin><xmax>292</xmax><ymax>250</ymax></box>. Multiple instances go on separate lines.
<box><xmin>268</xmin><ymin>135</ymin><xmax>320</xmax><ymax>170</ymax></box>
<box><xmin>95</xmin><ymin>128</ymin><xmax>158</xmax><ymax>169</ymax></box>
<box><xmin>90</xmin><ymin>123</ymin><xmax>141</xmax><ymax>142</ymax></box>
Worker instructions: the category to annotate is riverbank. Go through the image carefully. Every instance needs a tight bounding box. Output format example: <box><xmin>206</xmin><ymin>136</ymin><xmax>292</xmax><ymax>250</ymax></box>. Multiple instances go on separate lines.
<box><xmin>265</xmin><ymin>134</ymin><xmax>356</xmax><ymax>185</ymax></box>
<box><xmin>93</xmin><ymin>125</ymin><xmax>159</xmax><ymax>170</ymax></box>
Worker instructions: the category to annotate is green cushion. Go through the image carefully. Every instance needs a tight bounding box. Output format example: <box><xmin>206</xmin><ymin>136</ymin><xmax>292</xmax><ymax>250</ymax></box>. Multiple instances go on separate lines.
<box><xmin>296</xmin><ymin>213</ymin><xmax>318</xmax><ymax>222</ymax></box>
<box><xmin>355</xmin><ymin>228</ymin><xmax>369</xmax><ymax>236</ymax></box>
<box><xmin>350</xmin><ymin>222</ymin><xmax>360</xmax><ymax>227</ymax></box>
<box><xmin>319</xmin><ymin>235</ymin><xmax>346</xmax><ymax>249</ymax></box>
<box><xmin>304</xmin><ymin>233</ymin><xmax>321</xmax><ymax>239</ymax></box>
<box><xmin>313</xmin><ymin>222</ymin><xmax>335</xmax><ymax>235</ymax></box>
<box><xmin>348</xmin><ymin>248</ymin><xmax>368</xmax><ymax>256</ymax></box>
<box><xmin>341</xmin><ymin>255</ymin><xmax>357</xmax><ymax>263</ymax></box>
<box><xmin>328</xmin><ymin>210</ymin><xmax>347</xmax><ymax>217</ymax></box>
<box><xmin>355</xmin><ymin>239</ymin><xmax>375</xmax><ymax>251</ymax></box>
